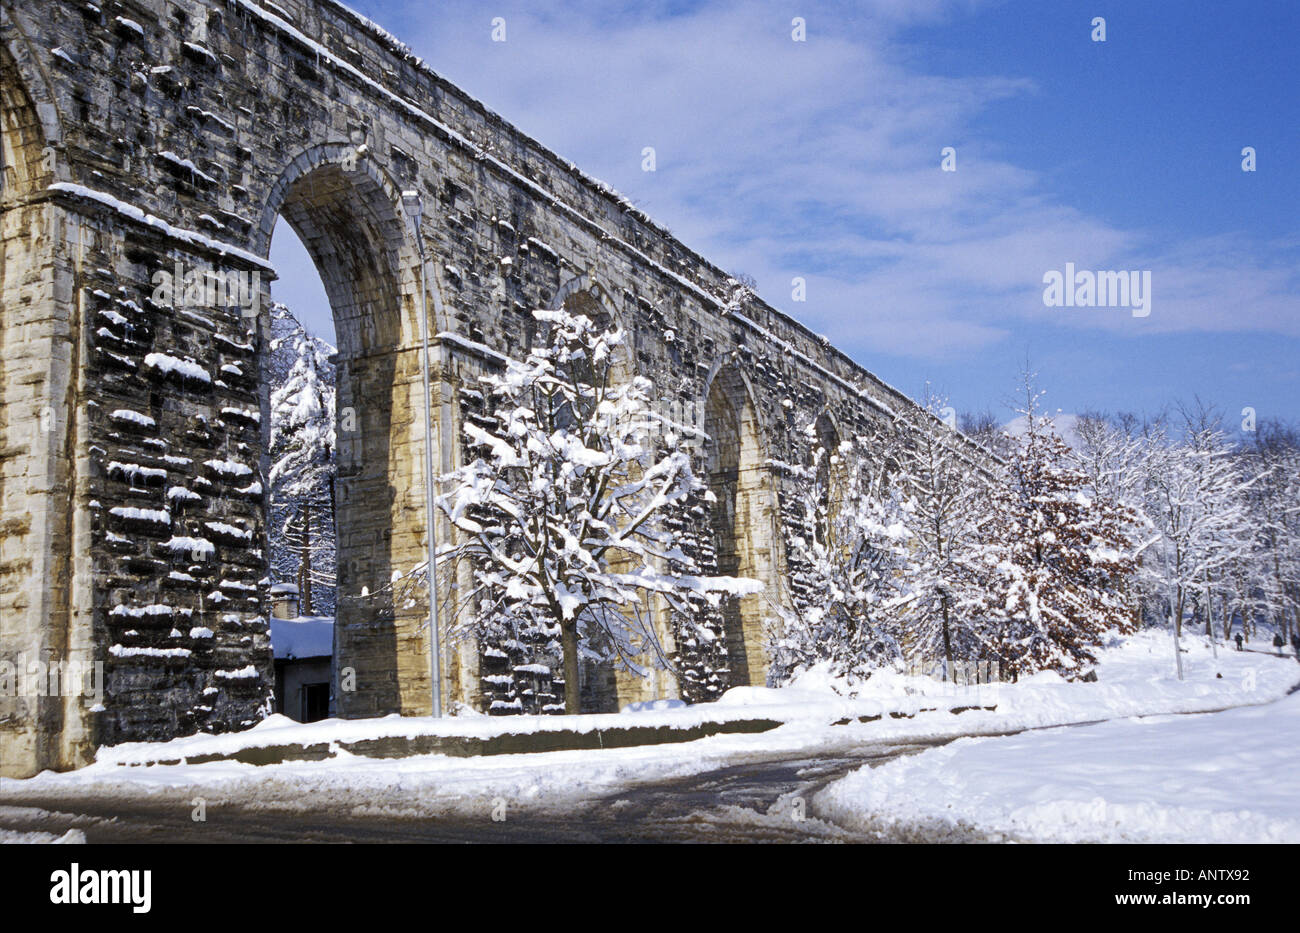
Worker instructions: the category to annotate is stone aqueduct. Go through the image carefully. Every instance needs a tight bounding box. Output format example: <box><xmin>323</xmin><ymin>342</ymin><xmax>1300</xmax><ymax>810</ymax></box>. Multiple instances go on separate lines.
<box><xmin>0</xmin><ymin>0</ymin><xmax>976</xmax><ymax>777</ymax></box>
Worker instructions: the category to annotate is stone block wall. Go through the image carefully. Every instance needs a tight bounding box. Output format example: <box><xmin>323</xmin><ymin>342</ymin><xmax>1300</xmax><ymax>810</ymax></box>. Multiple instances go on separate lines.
<box><xmin>0</xmin><ymin>0</ymin><xmax>987</xmax><ymax>776</ymax></box>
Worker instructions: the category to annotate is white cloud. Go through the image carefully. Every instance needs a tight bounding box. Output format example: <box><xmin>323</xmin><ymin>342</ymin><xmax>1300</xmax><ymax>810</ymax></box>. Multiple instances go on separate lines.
<box><xmin>316</xmin><ymin>0</ymin><xmax>1299</xmax><ymax>361</ymax></box>
<box><xmin>1002</xmin><ymin>412</ymin><xmax>1084</xmax><ymax>450</ymax></box>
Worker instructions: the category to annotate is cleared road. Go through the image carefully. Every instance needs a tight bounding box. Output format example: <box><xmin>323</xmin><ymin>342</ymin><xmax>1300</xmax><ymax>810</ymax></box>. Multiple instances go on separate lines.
<box><xmin>0</xmin><ymin>736</ymin><xmax>972</xmax><ymax>843</ymax></box>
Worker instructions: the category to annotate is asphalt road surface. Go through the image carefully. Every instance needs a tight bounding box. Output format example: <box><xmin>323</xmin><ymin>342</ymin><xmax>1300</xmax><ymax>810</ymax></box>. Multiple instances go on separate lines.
<box><xmin>0</xmin><ymin>735</ymin><xmax>979</xmax><ymax>843</ymax></box>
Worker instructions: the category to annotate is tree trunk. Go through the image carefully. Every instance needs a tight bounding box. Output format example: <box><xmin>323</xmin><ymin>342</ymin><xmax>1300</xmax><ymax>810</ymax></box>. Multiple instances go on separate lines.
<box><xmin>1169</xmin><ymin>586</ymin><xmax>1184</xmax><ymax>680</ymax></box>
<box><xmin>1202</xmin><ymin>568</ymin><xmax>1212</xmax><ymax>638</ymax></box>
<box><xmin>1288</xmin><ymin>584</ymin><xmax>1300</xmax><ymax>641</ymax></box>
<box><xmin>299</xmin><ymin>502</ymin><xmax>313</xmax><ymax>615</ymax></box>
<box><xmin>940</xmin><ymin>597</ymin><xmax>955</xmax><ymax>684</ymax></box>
<box><xmin>1272</xmin><ymin>550</ymin><xmax>1287</xmax><ymax>639</ymax></box>
<box><xmin>561</xmin><ymin>617</ymin><xmax>581</xmax><ymax>714</ymax></box>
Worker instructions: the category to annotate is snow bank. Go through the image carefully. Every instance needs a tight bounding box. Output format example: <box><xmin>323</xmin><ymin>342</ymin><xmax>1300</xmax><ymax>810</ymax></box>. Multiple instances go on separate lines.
<box><xmin>108</xmin><ymin>506</ymin><xmax>170</xmax><ymax>526</ymax></box>
<box><xmin>4</xmin><ymin>630</ymin><xmax>1293</xmax><ymax>838</ymax></box>
<box><xmin>158</xmin><ymin>150</ymin><xmax>218</xmax><ymax>186</ymax></box>
<box><xmin>109</xmin><ymin>409</ymin><xmax>156</xmax><ymax>429</ymax></box>
<box><xmin>109</xmin><ymin>645</ymin><xmax>191</xmax><ymax>659</ymax></box>
<box><xmin>0</xmin><ymin>828</ymin><xmax>85</xmax><ymax>844</ymax></box>
<box><xmin>162</xmin><ymin>536</ymin><xmax>215</xmax><ymax>557</ymax></box>
<box><xmin>80</xmin><ymin>630</ymin><xmax>1293</xmax><ymax>769</ymax></box>
<box><xmin>49</xmin><ymin>183</ymin><xmax>273</xmax><ymax>271</ymax></box>
<box><xmin>87</xmin><ymin>698</ymin><xmax>784</xmax><ymax>769</ymax></box>
<box><xmin>203</xmin><ymin>520</ymin><xmax>252</xmax><ymax>541</ymax></box>
<box><xmin>817</xmin><ymin>687</ymin><xmax>1300</xmax><ymax>843</ymax></box>
<box><xmin>204</xmin><ymin>459</ymin><xmax>254</xmax><ymax>478</ymax></box>
<box><xmin>717</xmin><ymin>629</ymin><xmax>1296</xmax><ymax>731</ymax></box>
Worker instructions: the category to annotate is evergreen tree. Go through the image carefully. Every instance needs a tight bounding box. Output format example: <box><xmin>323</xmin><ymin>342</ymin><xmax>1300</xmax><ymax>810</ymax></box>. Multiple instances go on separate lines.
<box><xmin>267</xmin><ymin>303</ymin><xmax>337</xmax><ymax>616</ymax></box>
<box><xmin>981</xmin><ymin>374</ymin><xmax>1139</xmax><ymax>678</ymax></box>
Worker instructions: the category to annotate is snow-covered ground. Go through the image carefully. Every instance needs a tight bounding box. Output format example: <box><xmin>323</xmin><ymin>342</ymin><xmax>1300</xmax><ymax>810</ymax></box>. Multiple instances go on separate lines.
<box><xmin>750</xmin><ymin>628</ymin><xmax>1293</xmax><ymax>733</ymax></box>
<box><xmin>0</xmin><ymin>806</ymin><xmax>87</xmax><ymax>843</ymax></box>
<box><xmin>0</xmin><ymin>829</ymin><xmax>85</xmax><ymax>844</ymax></box>
<box><xmin>2</xmin><ymin>630</ymin><xmax>1294</xmax><ymax>839</ymax></box>
<box><xmin>817</xmin><ymin>684</ymin><xmax>1300</xmax><ymax>843</ymax></box>
<box><xmin>85</xmin><ymin>628</ymin><xmax>1292</xmax><ymax>768</ymax></box>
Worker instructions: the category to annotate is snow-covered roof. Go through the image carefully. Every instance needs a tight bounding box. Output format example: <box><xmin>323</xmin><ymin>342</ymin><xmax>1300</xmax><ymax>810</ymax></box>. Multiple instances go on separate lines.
<box><xmin>270</xmin><ymin>615</ymin><xmax>333</xmax><ymax>660</ymax></box>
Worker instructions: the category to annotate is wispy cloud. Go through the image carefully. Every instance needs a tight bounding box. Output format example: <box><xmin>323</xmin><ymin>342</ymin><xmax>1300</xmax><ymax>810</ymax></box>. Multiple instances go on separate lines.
<box><xmin>378</xmin><ymin>0</ymin><xmax>1297</xmax><ymax>362</ymax></box>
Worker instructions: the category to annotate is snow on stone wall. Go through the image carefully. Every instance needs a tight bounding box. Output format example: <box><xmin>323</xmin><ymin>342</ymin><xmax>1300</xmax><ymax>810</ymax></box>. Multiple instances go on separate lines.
<box><xmin>0</xmin><ymin>0</ymin><xmax>983</xmax><ymax>777</ymax></box>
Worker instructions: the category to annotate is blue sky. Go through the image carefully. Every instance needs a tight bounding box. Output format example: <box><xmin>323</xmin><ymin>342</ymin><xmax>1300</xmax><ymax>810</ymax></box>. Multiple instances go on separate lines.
<box><xmin>271</xmin><ymin>0</ymin><xmax>1300</xmax><ymax>426</ymax></box>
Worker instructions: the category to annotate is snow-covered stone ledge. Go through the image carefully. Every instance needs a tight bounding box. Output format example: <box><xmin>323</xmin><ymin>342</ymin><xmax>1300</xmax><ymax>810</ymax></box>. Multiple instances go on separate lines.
<box><xmin>98</xmin><ymin>709</ymin><xmax>788</xmax><ymax>767</ymax></box>
<box><xmin>92</xmin><ymin>678</ymin><xmax>1007</xmax><ymax>768</ymax></box>
<box><xmin>90</xmin><ymin>690</ymin><xmax>993</xmax><ymax>768</ymax></box>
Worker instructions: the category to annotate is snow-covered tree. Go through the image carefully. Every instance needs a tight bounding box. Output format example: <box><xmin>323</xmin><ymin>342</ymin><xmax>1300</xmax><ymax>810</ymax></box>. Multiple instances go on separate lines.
<box><xmin>1072</xmin><ymin>412</ymin><xmax>1150</xmax><ymax>510</ymax></box>
<box><xmin>1239</xmin><ymin>420</ymin><xmax>1300</xmax><ymax>640</ymax></box>
<box><xmin>1070</xmin><ymin>412</ymin><xmax>1163</xmax><ymax>622</ymax></box>
<box><xmin>769</xmin><ymin>426</ymin><xmax>913</xmax><ymax>683</ymax></box>
<box><xmin>1066</xmin><ymin>406</ymin><xmax>1297</xmax><ymax>660</ymax></box>
<box><xmin>1141</xmin><ymin>412</ymin><xmax>1258</xmax><ymax>656</ymax></box>
<box><xmin>959</xmin><ymin>409</ymin><xmax>1015</xmax><ymax>460</ymax></box>
<box><xmin>437</xmin><ymin>307</ymin><xmax>756</xmax><ymax>714</ymax></box>
<box><xmin>267</xmin><ymin>303</ymin><xmax>337</xmax><ymax>616</ymax></box>
<box><xmin>980</xmin><ymin>375</ymin><xmax>1139</xmax><ymax>679</ymax></box>
<box><xmin>892</xmin><ymin>393</ymin><xmax>1001</xmax><ymax>681</ymax></box>
<box><xmin>664</xmin><ymin>489</ymin><xmax>733</xmax><ymax>703</ymax></box>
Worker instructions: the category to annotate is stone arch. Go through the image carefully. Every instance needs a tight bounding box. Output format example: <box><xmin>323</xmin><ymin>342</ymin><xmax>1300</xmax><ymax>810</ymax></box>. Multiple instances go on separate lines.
<box><xmin>0</xmin><ymin>41</ymin><xmax>54</xmax><ymax>199</ymax></box>
<box><xmin>260</xmin><ymin>147</ymin><xmax>438</xmax><ymax>718</ymax></box>
<box><xmin>813</xmin><ymin>411</ymin><xmax>840</xmax><ymax>458</ymax></box>
<box><xmin>261</xmin><ymin>151</ymin><xmax>411</xmax><ymax>356</ymax></box>
<box><xmin>549</xmin><ymin>274</ymin><xmax>650</xmax><ymax>710</ymax></box>
<box><xmin>812</xmin><ymin>411</ymin><xmax>844</xmax><ymax>545</ymax></box>
<box><xmin>702</xmin><ymin>362</ymin><xmax>777</xmax><ymax>687</ymax></box>
<box><xmin>551</xmin><ymin>272</ymin><xmax>603</xmax><ymax>315</ymax></box>
<box><xmin>550</xmin><ymin>274</ymin><xmax>624</xmax><ymax>346</ymax></box>
<box><xmin>0</xmin><ymin>36</ymin><xmax>82</xmax><ymax>776</ymax></box>
<box><xmin>0</xmin><ymin>8</ymin><xmax>62</xmax><ymax>180</ymax></box>
<box><xmin>0</xmin><ymin>0</ymin><xmax>991</xmax><ymax>770</ymax></box>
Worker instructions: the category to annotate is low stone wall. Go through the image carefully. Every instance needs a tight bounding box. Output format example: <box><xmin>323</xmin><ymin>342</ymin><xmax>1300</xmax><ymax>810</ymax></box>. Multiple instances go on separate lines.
<box><xmin>115</xmin><ymin>716</ymin><xmax>785</xmax><ymax>766</ymax></box>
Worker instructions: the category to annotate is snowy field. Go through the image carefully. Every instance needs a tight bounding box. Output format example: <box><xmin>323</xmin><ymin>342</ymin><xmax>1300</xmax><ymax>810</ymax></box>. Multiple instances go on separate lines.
<box><xmin>1</xmin><ymin>630</ymin><xmax>1295</xmax><ymax>839</ymax></box>
<box><xmin>817</xmin><ymin>685</ymin><xmax>1300</xmax><ymax>843</ymax></box>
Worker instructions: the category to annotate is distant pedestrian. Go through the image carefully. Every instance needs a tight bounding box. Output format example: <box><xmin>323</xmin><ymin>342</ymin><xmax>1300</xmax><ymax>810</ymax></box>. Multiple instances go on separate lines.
<box><xmin>1273</xmin><ymin>632</ymin><xmax>1285</xmax><ymax>656</ymax></box>
<box><xmin>1234</xmin><ymin>632</ymin><xmax>1244</xmax><ymax>652</ymax></box>
<box><xmin>1290</xmin><ymin>631</ymin><xmax>1300</xmax><ymax>663</ymax></box>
